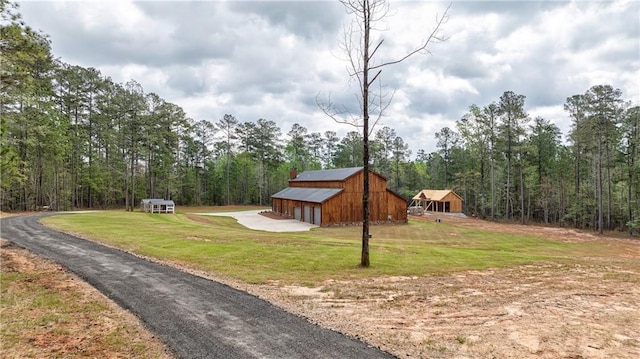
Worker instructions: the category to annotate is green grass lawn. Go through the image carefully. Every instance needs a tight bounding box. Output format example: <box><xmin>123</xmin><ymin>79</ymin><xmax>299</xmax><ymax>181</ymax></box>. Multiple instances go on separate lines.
<box><xmin>41</xmin><ymin>209</ymin><xmax>602</xmax><ymax>286</ymax></box>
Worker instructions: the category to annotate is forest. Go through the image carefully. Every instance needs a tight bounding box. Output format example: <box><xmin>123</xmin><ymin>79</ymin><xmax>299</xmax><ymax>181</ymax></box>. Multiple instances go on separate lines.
<box><xmin>1</xmin><ymin>1</ymin><xmax>638</xmax><ymax>234</ymax></box>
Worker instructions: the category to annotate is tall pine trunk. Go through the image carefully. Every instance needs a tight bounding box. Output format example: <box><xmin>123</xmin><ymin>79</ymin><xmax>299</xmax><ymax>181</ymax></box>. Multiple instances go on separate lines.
<box><xmin>520</xmin><ymin>163</ymin><xmax>525</xmax><ymax>224</ymax></box>
<box><xmin>597</xmin><ymin>135</ymin><xmax>604</xmax><ymax>234</ymax></box>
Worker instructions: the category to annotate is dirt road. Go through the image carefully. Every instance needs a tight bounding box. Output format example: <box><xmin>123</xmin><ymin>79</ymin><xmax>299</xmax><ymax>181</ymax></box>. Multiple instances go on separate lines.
<box><xmin>0</xmin><ymin>214</ymin><xmax>394</xmax><ymax>359</ymax></box>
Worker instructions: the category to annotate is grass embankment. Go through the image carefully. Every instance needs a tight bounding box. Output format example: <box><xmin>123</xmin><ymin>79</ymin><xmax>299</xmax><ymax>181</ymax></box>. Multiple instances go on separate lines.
<box><xmin>39</xmin><ymin>208</ymin><xmax>599</xmax><ymax>286</ymax></box>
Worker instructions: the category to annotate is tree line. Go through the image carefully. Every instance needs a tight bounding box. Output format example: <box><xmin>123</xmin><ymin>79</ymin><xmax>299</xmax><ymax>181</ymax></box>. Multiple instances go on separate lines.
<box><xmin>436</xmin><ymin>89</ymin><xmax>638</xmax><ymax>235</ymax></box>
<box><xmin>1</xmin><ymin>1</ymin><xmax>637</xmax><ymax>234</ymax></box>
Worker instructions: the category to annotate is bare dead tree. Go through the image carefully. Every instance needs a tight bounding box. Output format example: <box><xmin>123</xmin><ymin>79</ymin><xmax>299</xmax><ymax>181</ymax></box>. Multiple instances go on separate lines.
<box><xmin>318</xmin><ymin>0</ymin><xmax>450</xmax><ymax>267</ymax></box>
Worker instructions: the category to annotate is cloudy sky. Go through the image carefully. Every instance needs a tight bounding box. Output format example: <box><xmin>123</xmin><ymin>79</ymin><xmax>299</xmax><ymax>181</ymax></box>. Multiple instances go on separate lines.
<box><xmin>18</xmin><ymin>0</ymin><xmax>640</xmax><ymax>155</ymax></box>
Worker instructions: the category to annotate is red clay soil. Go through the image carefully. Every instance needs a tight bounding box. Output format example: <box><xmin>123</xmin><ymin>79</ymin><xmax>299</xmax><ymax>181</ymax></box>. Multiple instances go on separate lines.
<box><xmin>236</xmin><ymin>213</ymin><xmax>640</xmax><ymax>359</ymax></box>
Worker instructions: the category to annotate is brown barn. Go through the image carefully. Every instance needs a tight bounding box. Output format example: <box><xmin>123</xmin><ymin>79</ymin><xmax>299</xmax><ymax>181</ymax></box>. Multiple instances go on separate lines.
<box><xmin>411</xmin><ymin>189</ymin><xmax>463</xmax><ymax>213</ymax></box>
<box><xmin>271</xmin><ymin>167</ymin><xmax>407</xmax><ymax>226</ymax></box>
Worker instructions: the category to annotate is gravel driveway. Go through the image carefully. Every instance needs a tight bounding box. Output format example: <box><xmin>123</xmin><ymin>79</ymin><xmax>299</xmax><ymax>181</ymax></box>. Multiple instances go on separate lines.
<box><xmin>0</xmin><ymin>214</ymin><xmax>394</xmax><ymax>359</ymax></box>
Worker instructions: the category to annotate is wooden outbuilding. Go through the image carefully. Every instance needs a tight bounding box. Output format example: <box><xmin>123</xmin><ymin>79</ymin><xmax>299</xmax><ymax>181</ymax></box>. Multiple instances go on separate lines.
<box><xmin>271</xmin><ymin>167</ymin><xmax>407</xmax><ymax>226</ymax></box>
<box><xmin>140</xmin><ymin>199</ymin><xmax>175</xmax><ymax>214</ymax></box>
<box><xmin>410</xmin><ymin>190</ymin><xmax>463</xmax><ymax>214</ymax></box>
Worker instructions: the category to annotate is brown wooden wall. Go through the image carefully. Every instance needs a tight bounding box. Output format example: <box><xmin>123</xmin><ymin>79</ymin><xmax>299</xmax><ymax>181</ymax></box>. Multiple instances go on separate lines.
<box><xmin>441</xmin><ymin>192</ymin><xmax>463</xmax><ymax>213</ymax></box>
<box><xmin>288</xmin><ymin>181</ymin><xmax>343</xmax><ymax>189</ymax></box>
<box><xmin>274</xmin><ymin>170</ymin><xmax>407</xmax><ymax>225</ymax></box>
<box><xmin>272</xmin><ymin>198</ymin><xmax>295</xmax><ymax>218</ymax></box>
<box><xmin>272</xmin><ymin>198</ymin><xmax>284</xmax><ymax>215</ymax></box>
<box><xmin>448</xmin><ymin>193</ymin><xmax>463</xmax><ymax>212</ymax></box>
<box><xmin>288</xmin><ymin>171</ymin><xmax>388</xmax><ymax>193</ymax></box>
<box><xmin>272</xmin><ymin>198</ymin><xmax>322</xmax><ymax>224</ymax></box>
<box><xmin>321</xmin><ymin>190</ymin><xmax>406</xmax><ymax>224</ymax></box>
<box><xmin>419</xmin><ymin>192</ymin><xmax>463</xmax><ymax>213</ymax></box>
<box><xmin>386</xmin><ymin>191</ymin><xmax>408</xmax><ymax>221</ymax></box>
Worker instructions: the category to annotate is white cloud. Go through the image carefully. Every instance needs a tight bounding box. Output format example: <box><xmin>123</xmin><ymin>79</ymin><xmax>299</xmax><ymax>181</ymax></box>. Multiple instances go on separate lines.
<box><xmin>16</xmin><ymin>0</ymin><xmax>639</xmax><ymax>158</ymax></box>
<box><xmin>406</xmin><ymin>67</ymin><xmax>479</xmax><ymax>97</ymax></box>
<box><xmin>529</xmin><ymin>105</ymin><xmax>570</xmax><ymax>143</ymax></box>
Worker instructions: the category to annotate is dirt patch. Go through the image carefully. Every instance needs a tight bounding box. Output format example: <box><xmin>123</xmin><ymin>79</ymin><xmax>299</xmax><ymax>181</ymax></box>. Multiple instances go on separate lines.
<box><xmin>241</xmin><ymin>263</ymin><xmax>640</xmax><ymax>358</ymax></box>
<box><xmin>411</xmin><ymin>213</ymin><xmax>639</xmax><ymax>244</ymax></box>
<box><xmin>213</xmin><ymin>217</ymin><xmax>640</xmax><ymax>359</ymax></box>
<box><xmin>0</xmin><ymin>240</ymin><xmax>173</xmax><ymax>359</ymax></box>
<box><xmin>0</xmin><ymin>211</ymin><xmax>36</xmax><ymax>218</ymax></box>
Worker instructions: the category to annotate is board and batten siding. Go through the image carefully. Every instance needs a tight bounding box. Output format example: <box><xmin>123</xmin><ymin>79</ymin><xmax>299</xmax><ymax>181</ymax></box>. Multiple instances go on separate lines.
<box><xmin>272</xmin><ymin>168</ymin><xmax>407</xmax><ymax>226</ymax></box>
<box><xmin>442</xmin><ymin>191</ymin><xmax>463</xmax><ymax>213</ymax></box>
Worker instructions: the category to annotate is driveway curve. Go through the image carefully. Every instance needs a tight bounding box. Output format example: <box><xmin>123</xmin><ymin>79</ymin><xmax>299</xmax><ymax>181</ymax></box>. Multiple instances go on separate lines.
<box><xmin>0</xmin><ymin>214</ymin><xmax>394</xmax><ymax>359</ymax></box>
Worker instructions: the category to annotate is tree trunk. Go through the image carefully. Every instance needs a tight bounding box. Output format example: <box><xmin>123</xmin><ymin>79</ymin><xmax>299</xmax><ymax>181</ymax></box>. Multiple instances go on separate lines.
<box><xmin>605</xmin><ymin>136</ymin><xmax>612</xmax><ymax>230</ymax></box>
<box><xmin>519</xmin><ymin>163</ymin><xmax>525</xmax><ymax>224</ymax></box>
<box><xmin>505</xmin><ymin>161</ymin><xmax>510</xmax><ymax>219</ymax></box>
<box><xmin>597</xmin><ymin>136</ymin><xmax>604</xmax><ymax>234</ymax></box>
<box><xmin>124</xmin><ymin>156</ymin><xmax>129</xmax><ymax>211</ymax></box>
<box><xmin>480</xmin><ymin>155</ymin><xmax>486</xmax><ymax>218</ymax></box>
<box><xmin>574</xmin><ymin>146</ymin><xmax>581</xmax><ymax>228</ymax></box>
<box><xmin>129</xmin><ymin>149</ymin><xmax>135</xmax><ymax>212</ymax></box>
<box><xmin>629</xmin><ymin>133</ymin><xmax>636</xmax><ymax>234</ymax></box>
<box><xmin>226</xmin><ymin>143</ymin><xmax>231</xmax><ymax>206</ymax></box>
<box><xmin>490</xmin><ymin>156</ymin><xmax>495</xmax><ymax>220</ymax></box>
<box><xmin>361</xmin><ymin>0</ymin><xmax>371</xmax><ymax>268</ymax></box>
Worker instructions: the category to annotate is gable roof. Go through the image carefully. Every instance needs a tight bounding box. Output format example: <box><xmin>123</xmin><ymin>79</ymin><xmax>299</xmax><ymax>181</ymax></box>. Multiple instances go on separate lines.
<box><xmin>290</xmin><ymin>167</ymin><xmax>363</xmax><ymax>182</ymax></box>
<box><xmin>149</xmin><ymin>199</ymin><xmax>175</xmax><ymax>205</ymax></box>
<box><xmin>271</xmin><ymin>187</ymin><xmax>343</xmax><ymax>203</ymax></box>
<box><xmin>141</xmin><ymin>198</ymin><xmax>165</xmax><ymax>203</ymax></box>
<box><xmin>412</xmin><ymin>189</ymin><xmax>463</xmax><ymax>201</ymax></box>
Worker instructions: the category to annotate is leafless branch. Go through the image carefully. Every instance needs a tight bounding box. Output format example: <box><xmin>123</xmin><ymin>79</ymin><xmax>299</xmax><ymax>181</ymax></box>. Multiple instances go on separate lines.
<box><xmin>369</xmin><ymin>39</ymin><xmax>384</xmax><ymax>61</ymax></box>
<box><xmin>324</xmin><ymin>0</ymin><xmax>451</xmax><ymax>267</ymax></box>
<box><xmin>316</xmin><ymin>92</ymin><xmax>363</xmax><ymax>128</ymax></box>
<box><xmin>320</xmin><ymin>0</ymin><xmax>451</xmax><ymax>132</ymax></box>
<box><xmin>370</xmin><ymin>3</ymin><xmax>451</xmax><ymax>71</ymax></box>
<box><xmin>368</xmin><ymin>69</ymin><xmax>382</xmax><ymax>87</ymax></box>
<box><xmin>369</xmin><ymin>80</ymin><xmax>395</xmax><ymax>136</ymax></box>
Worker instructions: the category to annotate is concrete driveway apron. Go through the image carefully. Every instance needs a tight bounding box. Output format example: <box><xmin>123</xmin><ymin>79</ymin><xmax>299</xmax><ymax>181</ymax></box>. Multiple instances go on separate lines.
<box><xmin>195</xmin><ymin>210</ymin><xmax>318</xmax><ymax>232</ymax></box>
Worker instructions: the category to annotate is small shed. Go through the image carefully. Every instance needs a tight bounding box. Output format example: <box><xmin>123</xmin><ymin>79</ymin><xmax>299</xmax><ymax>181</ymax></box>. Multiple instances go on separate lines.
<box><xmin>140</xmin><ymin>199</ymin><xmax>175</xmax><ymax>214</ymax></box>
<box><xmin>271</xmin><ymin>167</ymin><xmax>407</xmax><ymax>226</ymax></box>
<box><xmin>410</xmin><ymin>190</ymin><xmax>463</xmax><ymax>214</ymax></box>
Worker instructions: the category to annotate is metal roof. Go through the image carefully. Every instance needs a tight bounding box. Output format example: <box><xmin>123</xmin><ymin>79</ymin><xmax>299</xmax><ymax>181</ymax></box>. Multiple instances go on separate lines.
<box><xmin>142</xmin><ymin>199</ymin><xmax>175</xmax><ymax>205</ymax></box>
<box><xmin>152</xmin><ymin>200</ymin><xmax>175</xmax><ymax>205</ymax></box>
<box><xmin>291</xmin><ymin>167</ymin><xmax>363</xmax><ymax>182</ymax></box>
<box><xmin>141</xmin><ymin>198</ymin><xmax>165</xmax><ymax>203</ymax></box>
<box><xmin>271</xmin><ymin>187</ymin><xmax>343</xmax><ymax>203</ymax></box>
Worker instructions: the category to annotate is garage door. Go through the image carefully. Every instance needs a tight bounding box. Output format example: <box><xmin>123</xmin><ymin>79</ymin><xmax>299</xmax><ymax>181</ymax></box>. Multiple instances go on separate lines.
<box><xmin>294</xmin><ymin>206</ymin><xmax>301</xmax><ymax>221</ymax></box>
<box><xmin>303</xmin><ymin>205</ymin><xmax>311</xmax><ymax>224</ymax></box>
<box><xmin>314</xmin><ymin>206</ymin><xmax>321</xmax><ymax>225</ymax></box>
